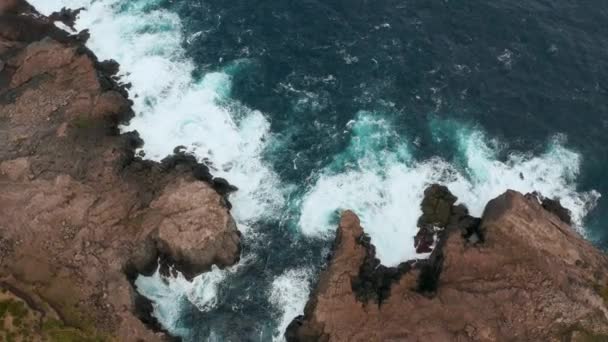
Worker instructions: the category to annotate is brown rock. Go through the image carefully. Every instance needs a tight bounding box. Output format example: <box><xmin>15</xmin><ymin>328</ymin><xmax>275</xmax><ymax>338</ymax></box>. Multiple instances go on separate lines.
<box><xmin>286</xmin><ymin>211</ymin><xmax>366</xmax><ymax>342</ymax></box>
<box><xmin>542</xmin><ymin>197</ymin><xmax>573</xmax><ymax>225</ymax></box>
<box><xmin>287</xmin><ymin>191</ymin><xmax>608</xmax><ymax>341</ymax></box>
<box><xmin>150</xmin><ymin>179</ymin><xmax>241</xmax><ymax>279</ymax></box>
<box><xmin>0</xmin><ymin>4</ymin><xmax>241</xmax><ymax>341</ymax></box>
<box><xmin>0</xmin><ymin>0</ymin><xmax>20</xmax><ymax>14</ymax></box>
<box><xmin>0</xmin><ymin>157</ymin><xmax>29</xmax><ymax>181</ymax></box>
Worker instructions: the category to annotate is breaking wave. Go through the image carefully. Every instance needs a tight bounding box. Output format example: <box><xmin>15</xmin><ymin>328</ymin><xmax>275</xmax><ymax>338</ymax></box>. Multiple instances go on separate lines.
<box><xmin>299</xmin><ymin>113</ymin><xmax>600</xmax><ymax>266</ymax></box>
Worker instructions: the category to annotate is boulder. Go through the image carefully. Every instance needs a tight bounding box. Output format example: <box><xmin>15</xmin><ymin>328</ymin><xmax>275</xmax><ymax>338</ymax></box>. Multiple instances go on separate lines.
<box><xmin>151</xmin><ymin>179</ymin><xmax>241</xmax><ymax>280</ymax></box>
<box><xmin>418</xmin><ymin>184</ymin><xmax>457</xmax><ymax>227</ymax></box>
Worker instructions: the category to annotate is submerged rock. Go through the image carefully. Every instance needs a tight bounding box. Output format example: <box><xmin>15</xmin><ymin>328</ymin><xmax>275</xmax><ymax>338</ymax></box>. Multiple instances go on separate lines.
<box><xmin>287</xmin><ymin>188</ymin><xmax>608</xmax><ymax>341</ymax></box>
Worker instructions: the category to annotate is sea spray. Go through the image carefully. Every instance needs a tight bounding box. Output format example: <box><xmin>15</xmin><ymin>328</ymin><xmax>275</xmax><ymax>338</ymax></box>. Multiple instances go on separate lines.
<box><xmin>30</xmin><ymin>0</ymin><xmax>286</xmax><ymax>227</ymax></box>
<box><xmin>30</xmin><ymin>0</ymin><xmax>293</xmax><ymax>339</ymax></box>
<box><xmin>135</xmin><ymin>264</ymin><xmax>231</xmax><ymax>337</ymax></box>
<box><xmin>299</xmin><ymin>114</ymin><xmax>600</xmax><ymax>266</ymax></box>
<box><xmin>269</xmin><ymin>268</ymin><xmax>313</xmax><ymax>342</ymax></box>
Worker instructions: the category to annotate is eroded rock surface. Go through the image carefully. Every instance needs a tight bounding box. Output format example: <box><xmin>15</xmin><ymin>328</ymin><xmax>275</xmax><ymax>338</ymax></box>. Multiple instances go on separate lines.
<box><xmin>287</xmin><ymin>189</ymin><xmax>608</xmax><ymax>342</ymax></box>
<box><xmin>0</xmin><ymin>2</ymin><xmax>241</xmax><ymax>340</ymax></box>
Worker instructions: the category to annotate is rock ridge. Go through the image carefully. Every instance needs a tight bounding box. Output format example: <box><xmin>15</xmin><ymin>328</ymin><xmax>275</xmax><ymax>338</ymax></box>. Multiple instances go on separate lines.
<box><xmin>287</xmin><ymin>186</ymin><xmax>608</xmax><ymax>342</ymax></box>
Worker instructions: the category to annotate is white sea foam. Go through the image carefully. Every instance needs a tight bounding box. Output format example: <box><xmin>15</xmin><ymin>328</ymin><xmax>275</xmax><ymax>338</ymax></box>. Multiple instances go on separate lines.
<box><xmin>443</xmin><ymin>129</ymin><xmax>600</xmax><ymax>224</ymax></box>
<box><xmin>29</xmin><ymin>0</ymin><xmax>285</xmax><ymax>227</ymax></box>
<box><xmin>27</xmin><ymin>0</ymin><xmax>67</xmax><ymax>14</ymax></box>
<box><xmin>269</xmin><ymin>268</ymin><xmax>312</xmax><ymax>342</ymax></box>
<box><xmin>134</xmin><ymin>262</ymin><xmax>243</xmax><ymax>338</ymax></box>
<box><xmin>28</xmin><ymin>0</ymin><xmax>601</xmax><ymax>337</ymax></box>
<box><xmin>30</xmin><ymin>0</ymin><xmax>288</xmax><ymax>338</ymax></box>
<box><xmin>299</xmin><ymin>113</ymin><xmax>600</xmax><ymax>267</ymax></box>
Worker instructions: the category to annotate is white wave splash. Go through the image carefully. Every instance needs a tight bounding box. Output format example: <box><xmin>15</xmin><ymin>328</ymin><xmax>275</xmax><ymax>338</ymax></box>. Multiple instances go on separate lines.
<box><xmin>134</xmin><ymin>261</ymin><xmax>248</xmax><ymax>338</ymax></box>
<box><xmin>299</xmin><ymin>113</ymin><xmax>600</xmax><ymax>267</ymax></box>
<box><xmin>29</xmin><ymin>0</ymin><xmax>285</xmax><ymax>227</ymax></box>
<box><xmin>269</xmin><ymin>268</ymin><xmax>313</xmax><ymax>342</ymax></box>
<box><xmin>29</xmin><ymin>0</ymin><xmax>291</xmax><ymax>338</ymax></box>
<box><xmin>28</xmin><ymin>0</ymin><xmax>602</xmax><ymax>338</ymax></box>
<box><xmin>442</xmin><ymin>128</ymin><xmax>599</xmax><ymax>224</ymax></box>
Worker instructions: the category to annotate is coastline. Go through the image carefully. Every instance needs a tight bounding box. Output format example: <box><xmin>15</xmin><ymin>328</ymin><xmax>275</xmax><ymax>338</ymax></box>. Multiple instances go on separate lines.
<box><xmin>1</xmin><ymin>1</ymin><xmax>608</xmax><ymax>341</ymax></box>
<box><xmin>286</xmin><ymin>189</ymin><xmax>608</xmax><ymax>341</ymax></box>
<box><xmin>0</xmin><ymin>1</ymin><xmax>241</xmax><ymax>340</ymax></box>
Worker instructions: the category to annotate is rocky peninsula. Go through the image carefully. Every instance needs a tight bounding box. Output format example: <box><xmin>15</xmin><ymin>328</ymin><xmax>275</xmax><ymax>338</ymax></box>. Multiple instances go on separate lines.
<box><xmin>286</xmin><ymin>187</ymin><xmax>608</xmax><ymax>341</ymax></box>
<box><xmin>0</xmin><ymin>1</ymin><xmax>241</xmax><ymax>340</ymax></box>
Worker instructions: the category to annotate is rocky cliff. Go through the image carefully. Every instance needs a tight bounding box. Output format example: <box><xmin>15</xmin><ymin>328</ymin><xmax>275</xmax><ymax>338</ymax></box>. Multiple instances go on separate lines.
<box><xmin>287</xmin><ymin>187</ymin><xmax>608</xmax><ymax>342</ymax></box>
<box><xmin>0</xmin><ymin>1</ymin><xmax>241</xmax><ymax>340</ymax></box>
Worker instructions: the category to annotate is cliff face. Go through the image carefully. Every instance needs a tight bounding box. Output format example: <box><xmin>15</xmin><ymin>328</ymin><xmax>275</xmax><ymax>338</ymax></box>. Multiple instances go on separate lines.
<box><xmin>0</xmin><ymin>2</ymin><xmax>241</xmax><ymax>340</ymax></box>
<box><xmin>287</xmin><ymin>189</ymin><xmax>608</xmax><ymax>342</ymax></box>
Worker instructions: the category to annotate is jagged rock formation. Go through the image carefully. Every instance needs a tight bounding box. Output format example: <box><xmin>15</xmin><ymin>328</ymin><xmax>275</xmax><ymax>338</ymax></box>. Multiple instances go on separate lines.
<box><xmin>287</xmin><ymin>188</ymin><xmax>608</xmax><ymax>342</ymax></box>
<box><xmin>0</xmin><ymin>2</ymin><xmax>241</xmax><ymax>340</ymax></box>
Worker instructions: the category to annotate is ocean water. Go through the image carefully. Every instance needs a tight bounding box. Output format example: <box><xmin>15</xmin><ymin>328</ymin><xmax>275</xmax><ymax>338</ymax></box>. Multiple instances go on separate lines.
<box><xmin>31</xmin><ymin>0</ymin><xmax>607</xmax><ymax>340</ymax></box>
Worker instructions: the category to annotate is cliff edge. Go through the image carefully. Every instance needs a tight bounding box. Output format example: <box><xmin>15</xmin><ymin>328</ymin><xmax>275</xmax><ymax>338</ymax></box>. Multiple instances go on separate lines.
<box><xmin>0</xmin><ymin>1</ymin><xmax>241</xmax><ymax>340</ymax></box>
<box><xmin>287</xmin><ymin>188</ymin><xmax>608</xmax><ymax>341</ymax></box>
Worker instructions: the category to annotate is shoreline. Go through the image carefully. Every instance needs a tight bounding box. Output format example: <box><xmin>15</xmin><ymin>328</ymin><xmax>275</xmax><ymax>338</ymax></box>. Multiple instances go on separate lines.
<box><xmin>0</xmin><ymin>1</ymin><xmax>242</xmax><ymax>340</ymax></box>
<box><xmin>2</xmin><ymin>1</ymin><xmax>608</xmax><ymax>341</ymax></box>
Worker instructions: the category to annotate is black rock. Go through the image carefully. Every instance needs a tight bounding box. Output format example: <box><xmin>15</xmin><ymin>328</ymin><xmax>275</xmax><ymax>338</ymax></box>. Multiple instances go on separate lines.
<box><xmin>75</xmin><ymin>29</ymin><xmax>90</xmax><ymax>43</ymax></box>
<box><xmin>418</xmin><ymin>184</ymin><xmax>458</xmax><ymax>227</ymax></box>
<box><xmin>213</xmin><ymin>177</ymin><xmax>238</xmax><ymax>195</ymax></box>
<box><xmin>414</xmin><ymin>225</ymin><xmax>435</xmax><ymax>254</ymax></box>
<box><xmin>351</xmin><ymin>233</ymin><xmax>412</xmax><ymax>304</ymax></box>
<box><xmin>541</xmin><ymin>197</ymin><xmax>572</xmax><ymax>225</ymax></box>
<box><xmin>99</xmin><ymin>59</ymin><xmax>120</xmax><ymax>76</ymax></box>
<box><xmin>525</xmin><ymin>192</ymin><xmax>572</xmax><ymax>225</ymax></box>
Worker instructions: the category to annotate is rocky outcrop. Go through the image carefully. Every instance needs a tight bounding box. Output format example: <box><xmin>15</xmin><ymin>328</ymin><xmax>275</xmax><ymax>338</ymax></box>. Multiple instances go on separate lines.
<box><xmin>287</xmin><ymin>188</ymin><xmax>608</xmax><ymax>341</ymax></box>
<box><xmin>0</xmin><ymin>2</ymin><xmax>241</xmax><ymax>340</ymax></box>
<box><xmin>147</xmin><ymin>178</ymin><xmax>240</xmax><ymax>280</ymax></box>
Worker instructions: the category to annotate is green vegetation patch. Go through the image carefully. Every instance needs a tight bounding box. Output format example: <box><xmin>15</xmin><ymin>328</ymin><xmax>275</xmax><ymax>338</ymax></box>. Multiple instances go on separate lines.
<box><xmin>0</xmin><ymin>299</ymin><xmax>28</xmax><ymax>321</ymax></box>
<box><xmin>71</xmin><ymin>117</ymin><xmax>97</xmax><ymax>129</ymax></box>
<box><xmin>42</xmin><ymin>319</ymin><xmax>105</xmax><ymax>342</ymax></box>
